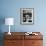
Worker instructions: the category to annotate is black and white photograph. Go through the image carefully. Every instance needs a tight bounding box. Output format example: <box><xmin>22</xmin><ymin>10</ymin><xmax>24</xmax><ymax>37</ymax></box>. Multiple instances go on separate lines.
<box><xmin>20</xmin><ymin>8</ymin><xmax>34</xmax><ymax>24</ymax></box>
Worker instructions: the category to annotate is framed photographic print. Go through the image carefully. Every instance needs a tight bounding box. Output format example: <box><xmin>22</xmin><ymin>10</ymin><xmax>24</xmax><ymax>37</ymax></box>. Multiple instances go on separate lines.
<box><xmin>20</xmin><ymin>8</ymin><xmax>34</xmax><ymax>24</ymax></box>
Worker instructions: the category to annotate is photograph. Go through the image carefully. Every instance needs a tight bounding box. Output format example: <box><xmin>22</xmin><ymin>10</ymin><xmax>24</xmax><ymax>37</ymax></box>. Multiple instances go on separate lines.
<box><xmin>20</xmin><ymin>8</ymin><xmax>34</xmax><ymax>24</ymax></box>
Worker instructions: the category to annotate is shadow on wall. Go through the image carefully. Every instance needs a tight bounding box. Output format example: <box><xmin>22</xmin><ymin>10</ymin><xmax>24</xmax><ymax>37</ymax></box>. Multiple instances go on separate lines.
<box><xmin>0</xmin><ymin>33</ymin><xmax>4</xmax><ymax>46</ymax></box>
<box><xmin>0</xmin><ymin>16</ymin><xmax>5</xmax><ymax>32</ymax></box>
<box><xmin>0</xmin><ymin>16</ymin><xmax>5</xmax><ymax>46</ymax></box>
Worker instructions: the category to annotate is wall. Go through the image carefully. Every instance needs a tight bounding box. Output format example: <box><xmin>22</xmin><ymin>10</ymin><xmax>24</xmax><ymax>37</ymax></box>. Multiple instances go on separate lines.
<box><xmin>0</xmin><ymin>0</ymin><xmax>46</xmax><ymax>46</ymax></box>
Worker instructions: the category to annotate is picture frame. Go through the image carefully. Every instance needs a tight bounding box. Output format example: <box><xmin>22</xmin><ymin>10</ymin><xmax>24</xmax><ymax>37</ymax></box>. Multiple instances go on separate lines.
<box><xmin>20</xmin><ymin>8</ymin><xmax>34</xmax><ymax>25</ymax></box>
